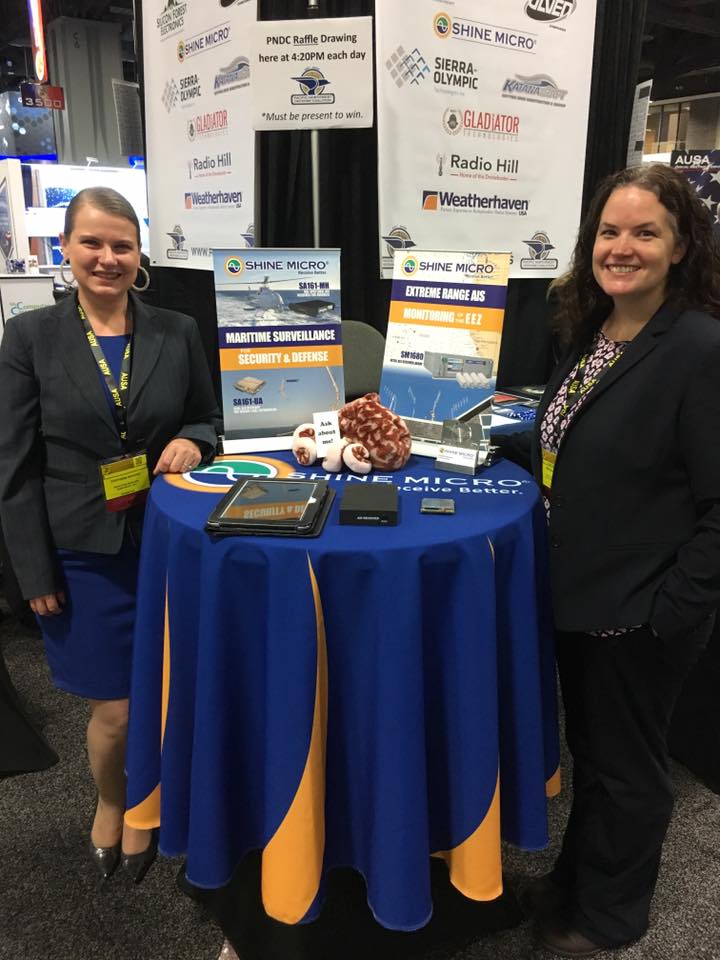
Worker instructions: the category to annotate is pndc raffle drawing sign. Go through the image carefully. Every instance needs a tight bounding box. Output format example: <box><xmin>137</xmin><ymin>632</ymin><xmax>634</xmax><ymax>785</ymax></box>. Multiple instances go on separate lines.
<box><xmin>376</xmin><ymin>0</ymin><xmax>597</xmax><ymax>279</ymax></box>
<box><xmin>251</xmin><ymin>17</ymin><xmax>373</xmax><ymax>130</ymax></box>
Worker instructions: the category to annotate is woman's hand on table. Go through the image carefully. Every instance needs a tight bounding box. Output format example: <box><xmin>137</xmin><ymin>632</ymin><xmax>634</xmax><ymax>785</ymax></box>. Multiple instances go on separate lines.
<box><xmin>30</xmin><ymin>592</ymin><xmax>66</xmax><ymax>616</ymax></box>
<box><xmin>154</xmin><ymin>439</ymin><xmax>203</xmax><ymax>475</ymax></box>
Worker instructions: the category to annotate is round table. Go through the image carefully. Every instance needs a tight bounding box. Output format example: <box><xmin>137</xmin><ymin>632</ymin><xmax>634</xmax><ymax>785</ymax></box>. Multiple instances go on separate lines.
<box><xmin>126</xmin><ymin>452</ymin><xmax>559</xmax><ymax>932</ymax></box>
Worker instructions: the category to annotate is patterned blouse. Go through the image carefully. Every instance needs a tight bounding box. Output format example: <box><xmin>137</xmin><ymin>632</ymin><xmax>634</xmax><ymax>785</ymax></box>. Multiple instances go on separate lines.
<box><xmin>540</xmin><ymin>330</ymin><xmax>636</xmax><ymax>637</ymax></box>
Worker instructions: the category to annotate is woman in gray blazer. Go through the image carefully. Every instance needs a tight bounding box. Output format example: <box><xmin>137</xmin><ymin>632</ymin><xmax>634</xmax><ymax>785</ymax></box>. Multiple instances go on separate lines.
<box><xmin>0</xmin><ymin>187</ymin><xmax>220</xmax><ymax>883</ymax></box>
<box><xmin>498</xmin><ymin>165</ymin><xmax>720</xmax><ymax>956</ymax></box>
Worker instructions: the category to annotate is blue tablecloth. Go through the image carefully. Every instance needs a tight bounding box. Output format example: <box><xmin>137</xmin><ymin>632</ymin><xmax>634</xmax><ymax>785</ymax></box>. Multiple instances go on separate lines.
<box><xmin>125</xmin><ymin>452</ymin><xmax>559</xmax><ymax>931</ymax></box>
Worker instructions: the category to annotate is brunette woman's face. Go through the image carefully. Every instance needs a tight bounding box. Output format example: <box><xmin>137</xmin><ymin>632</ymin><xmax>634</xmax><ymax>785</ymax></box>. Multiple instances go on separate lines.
<box><xmin>60</xmin><ymin>204</ymin><xmax>140</xmax><ymax>302</ymax></box>
<box><xmin>592</xmin><ymin>186</ymin><xmax>688</xmax><ymax>310</ymax></box>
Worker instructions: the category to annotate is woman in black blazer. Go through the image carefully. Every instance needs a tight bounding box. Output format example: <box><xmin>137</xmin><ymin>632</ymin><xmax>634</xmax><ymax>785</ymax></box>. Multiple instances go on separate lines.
<box><xmin>0</xmin><ymin>187</ymin><xmax>220</xmax><ymax>883</ymax></box>
<box><xmin>502</xmin><ymin>165</ymin><xmax>720</xmax><ymax>956</ymax></box>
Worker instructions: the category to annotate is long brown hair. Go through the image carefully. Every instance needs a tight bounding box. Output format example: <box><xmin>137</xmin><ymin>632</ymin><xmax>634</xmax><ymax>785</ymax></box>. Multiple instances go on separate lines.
<box><xmin>554</xmin><ymin>164</ymin><xmax>720</xmax><ymax>346</ymax></box>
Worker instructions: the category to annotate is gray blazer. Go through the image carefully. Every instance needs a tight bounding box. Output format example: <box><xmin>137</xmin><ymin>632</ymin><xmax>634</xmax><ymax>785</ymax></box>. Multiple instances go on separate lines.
<box><xmin>0</xmin><ymin>291</ymin><xmax>221</xmax><ymax>599</ymax></box>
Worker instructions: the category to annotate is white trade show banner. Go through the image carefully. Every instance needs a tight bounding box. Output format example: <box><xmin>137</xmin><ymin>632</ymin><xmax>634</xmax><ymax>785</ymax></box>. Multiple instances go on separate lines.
<box><xmin>250</xmin><ymin>17</ymin><xmax>373</xmax><ymax>131</ymax></box>
<box><xmin>142</xmin><ymin>0</ymin><xmax>256</xmax><ymax>270</ymax></box>
<box><xmin>376</xmin><ymin>0</ymin><xmax>597</xmax><ymax>280</ymax></box>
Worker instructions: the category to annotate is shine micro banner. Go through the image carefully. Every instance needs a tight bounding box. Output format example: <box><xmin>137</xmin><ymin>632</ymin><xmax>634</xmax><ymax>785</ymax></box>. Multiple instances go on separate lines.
<box><xmin>214</xmin><ymin>249</ymin><xmax>344</xmax><ymax>451</ymax></box>
<box><xmin>380</xmin><ymin>249</ymin><xmax>510</xmax><ymax>427</ymax></box>
<box><xmin>376</xmin><ymin>0</ymin><xmax>597</xmax><ymax>279</ymax></box>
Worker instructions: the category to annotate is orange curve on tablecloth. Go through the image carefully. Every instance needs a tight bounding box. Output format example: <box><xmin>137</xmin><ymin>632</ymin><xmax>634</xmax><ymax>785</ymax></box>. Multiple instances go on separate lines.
<box><xmin>260</xmin><ymin>555</ymin><xmax>328</xmax><ymax>923</ymax></box>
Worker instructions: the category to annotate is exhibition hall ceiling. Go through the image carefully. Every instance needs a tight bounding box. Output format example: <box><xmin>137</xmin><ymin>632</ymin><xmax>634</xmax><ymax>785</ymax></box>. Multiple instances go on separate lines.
<box><xmin>0</xmin><ymin>0</ymin><xmax>718</xmax><ymax>99</ymax></box>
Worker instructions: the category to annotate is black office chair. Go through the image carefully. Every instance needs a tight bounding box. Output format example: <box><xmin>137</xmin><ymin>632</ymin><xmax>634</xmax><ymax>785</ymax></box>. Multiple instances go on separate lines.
<box><xmin>341</xmin><ymin>320</ymin><xmax>386</xmax><ymax>401</ymax></box>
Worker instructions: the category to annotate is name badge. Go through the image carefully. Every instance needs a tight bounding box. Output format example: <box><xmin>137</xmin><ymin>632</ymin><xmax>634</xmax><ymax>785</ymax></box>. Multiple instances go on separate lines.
<box><xmin>99</xmin><ymin>451</ymin><xmax>150</xmax><ymax>512</ymax></box>
<box><xmin>541</xmin><ymin>447</ymin><xmax>556</xmax><ymax>492</ymax></box>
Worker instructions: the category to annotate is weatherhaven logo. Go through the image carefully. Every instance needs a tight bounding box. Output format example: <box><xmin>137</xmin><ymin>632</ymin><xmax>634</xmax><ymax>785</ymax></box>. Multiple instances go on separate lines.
<box><xmin>442</xmin><ymin>107</ymin><xmax>520</xmax><ymax>141</ymax></box>
<box><xmin>187</xmin><ymin>109</ymin><xmax>228</xmax><ymax>140</ymax></box>
<box><xmin>422</xmin><ymin>189</ymin><xmax>529</xmax><ymax>215</ymax></box>
<box><xmin>434</xmin><ymin>14</ymin><xmax>537</xmax><ymax>52</ymax></box>
<box><xmin>525</xmin><ymin>0</ymin><xmax>576</xmax><ymax>24</ymax></box>
<box><xmin>184</xmin><ymin>189</ymin><xmax>242</xmax><ymax>210</ymax></box>
<box><xmin>214</xmin><ymin>56</ymin><xmax>250</xmax><ymax>94</ymax></box>
<box><xmin>156</xmin><ymin>0</ymin><xmax>187</xmax><ymax>41</ymax></box>
<box><xmin>502</xmin><ymin>74</ymin><xmax>567</xmax><ymax>106</ymax></box>
<box><xmin>178</xmin><ymin>21</ymin><xmax>231</xmax><ymax>62</ymax></box>
<box><xmin>520</xmin><ymin>231</ymin><xmax>559</xmax><ymax>270</ymax></box>
<box><xmin>187</xmin><ymin>150</ymin><xmax>232</xmax><ymax>178</ymax></box>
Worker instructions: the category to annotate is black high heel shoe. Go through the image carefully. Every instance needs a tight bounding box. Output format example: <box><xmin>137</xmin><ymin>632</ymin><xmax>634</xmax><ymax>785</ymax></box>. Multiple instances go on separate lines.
<box><xmin>87</xmin><ymin>838</ymin><xmax>121</xmax><ymax>882</ymax></box>
<box><xmin>121</xmin><ymin>830</ymin><xmax>158</xmax><ymax>884</ymax></box>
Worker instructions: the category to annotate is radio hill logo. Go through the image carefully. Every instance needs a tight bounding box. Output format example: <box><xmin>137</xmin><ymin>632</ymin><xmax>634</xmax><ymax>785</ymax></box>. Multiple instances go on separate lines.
<box><xmin>502</xmin><ymin>74</ymin><xmax>568</xmax><ymax>106</ymax></box>
<box><xmin>435</xmin><ymin>15</ymin><xmax>537</xmax><ymax>52</ymax></box>
<box><xmin>156</xmin><ymin>0</ymin><xmax>187</xmax><ymax>41</ymax></box>
<box><xmin>166</xmin><ymin>224</ymin><xmax>189</xmax><ymax>261</ymax></box>
<box><xmin>188</xmin><ymin>150</ymin><xmax>232</xmax><ymax>178</ymax></box>
<box><xmin>520</xmin><ymin>231</ymin><xmax>559</xmax><ymax>270</ymax></box>
<box><xmin>291</xmin><ymin>68</ymin><xmax>334</xmax><ymax>105</ymax></box>
<box><xmin>442</xmin><ymin>107</ymin><xmax>520</xmax><ymax>141</ymax></box>
<box><xmin>224</xmin><ymin>256</ymin><xmax>244</xmax><ymax>275</ymax></box>
<box><xmin>401</xmin><ymin>256</ymin><xmax>419</xmax><ymax>276</ymax></box>
<box><xmin>422</xmin><ymin>191</ymin><xmax>439</xmax><ymax>211</ymax></box>
<box><xmin>433</xmin><ymin>13</ymin><xmax>452</xmax><ymax>38</ymax></box>
<box><xmin>525</xmin><ymin>0</ymin><xmax>576</xmax><ymax>23</ymax></box>
<box><xmin>385</xmin><ymin>45</ymin><xmax>430</xmax><ymax>88</ymax></box>
<box><xmin>214</xmin><ymin>55</ymin><xmax>250</xmax><ymax>94</ymax></box>
<box><xmin>161</xmin><ymin>78</ymin><xmax>179</xmax><ymax>112</ymax></box>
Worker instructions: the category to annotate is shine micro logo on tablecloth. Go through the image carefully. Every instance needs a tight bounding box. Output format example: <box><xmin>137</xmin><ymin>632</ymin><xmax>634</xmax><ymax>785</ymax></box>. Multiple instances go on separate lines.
<box><xmin>164</xmin><ymin>456</ymin><xmax>295</xmax><ymax>491</ymax></box>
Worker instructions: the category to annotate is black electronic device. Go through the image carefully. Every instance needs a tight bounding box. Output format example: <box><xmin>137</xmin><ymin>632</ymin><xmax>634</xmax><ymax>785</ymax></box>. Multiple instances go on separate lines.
<box><xmin>339</xmin><ymin>483</ymin><xmax>398</xmax><ymax>526</ymax></box>
<box><xmin>206</xmin><ymin>478</ymin><xmax>334</xmax><ymax>537</ymax></box>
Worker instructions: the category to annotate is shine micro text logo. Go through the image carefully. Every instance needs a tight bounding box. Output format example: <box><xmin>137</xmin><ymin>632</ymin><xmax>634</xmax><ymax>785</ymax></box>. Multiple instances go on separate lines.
<box><xmin>435</xmin><ymin>14</ymin><xmax>537</xmax><ymax>52</ymax></box>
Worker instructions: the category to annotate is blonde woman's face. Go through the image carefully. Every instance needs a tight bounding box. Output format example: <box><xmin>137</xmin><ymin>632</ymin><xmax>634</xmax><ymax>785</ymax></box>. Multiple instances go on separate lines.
<box><xmin>60</xmin><ymin>204</ymin><xmax>140</xmax><ymax>301</ymax></box>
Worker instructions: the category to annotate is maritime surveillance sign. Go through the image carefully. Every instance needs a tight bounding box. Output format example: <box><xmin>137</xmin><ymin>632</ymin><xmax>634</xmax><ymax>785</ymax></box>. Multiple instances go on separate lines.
<box><xmin>213</xmin><ymin>248</ymin><xmax>345</xmax><ymax>452</ymax></box>
<box><xmin>250</xmin><ymin>17</ymin><xmax>373</xmax><ymax>130</ymax></box>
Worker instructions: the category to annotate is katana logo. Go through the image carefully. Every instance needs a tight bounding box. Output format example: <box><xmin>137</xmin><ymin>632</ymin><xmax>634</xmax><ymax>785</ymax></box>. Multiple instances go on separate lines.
<box><xmin>502</xmin><ymin>74</ymin><xmax>567</xmax><ymax>106</ymax></box>
<box><xmin>166</xmin><ymin>224</ymin><xmax>189</xmax><ymax>261</ymax></box>
<box><xmin>291</xmin><ymin>68</ymin><xmax>334</xmax><ymax>105</ymax></box>
<box><xmin>214</xmin><ymin>55</ymin><xmax>250</xmax><ymax>94</ymax></box>
<box><xmin>161</xmin><ymin>78</ymin><xmax>179</xmax><ymax>112</ymax></box>
<box><xmin>525</xmin><ymin>0</ymin><xmax>576</xmax><ymax>23</ymax></box>
<box><xmin>520</xmin><ymin>231</ymin><xmax>559</xmax><ymax>270</ymax></box>
<box><xmin>224</xmin><ymin>256</ymin><xmax>244</xmax><ymax>275</ymax></box>
<box><xmin>385</xmin><ymin>45</ymin><xmax>430</xmax><ymax>88</ymax></box>
<box><xmin>433</xmin><ymin>13</ymin><xmax>452</xmax><ymax>38</ymax></box>
<box><xmin>401</xmin><ymin>256</ymin><xmax>419</xmax><ymax>276</ymax></box>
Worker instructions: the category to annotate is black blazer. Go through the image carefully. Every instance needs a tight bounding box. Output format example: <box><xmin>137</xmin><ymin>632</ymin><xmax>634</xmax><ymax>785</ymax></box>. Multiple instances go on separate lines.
<box><xmin>0</xmin><ymin>292</ymin><xmax>221</xmax><ymax>599</ymax></box>
<box><xmin>517</xmin><ymin>299</ymin><xmax>720</xmax><ymax>642</ymax></box>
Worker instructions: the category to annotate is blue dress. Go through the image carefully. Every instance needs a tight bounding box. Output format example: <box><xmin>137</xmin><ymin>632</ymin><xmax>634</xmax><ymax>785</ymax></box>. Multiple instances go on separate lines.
<box><xmin>40</xmin><ymin>335</ymin><xmax>139</xmax><ymax>700</ymax></box>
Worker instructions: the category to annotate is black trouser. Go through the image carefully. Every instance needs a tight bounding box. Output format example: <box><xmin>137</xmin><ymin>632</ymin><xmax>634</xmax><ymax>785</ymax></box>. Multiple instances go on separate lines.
<box><xmin>551</xmin><ymin>622</ymin><xmax>712</xmax><ymax>948</ymax></box>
